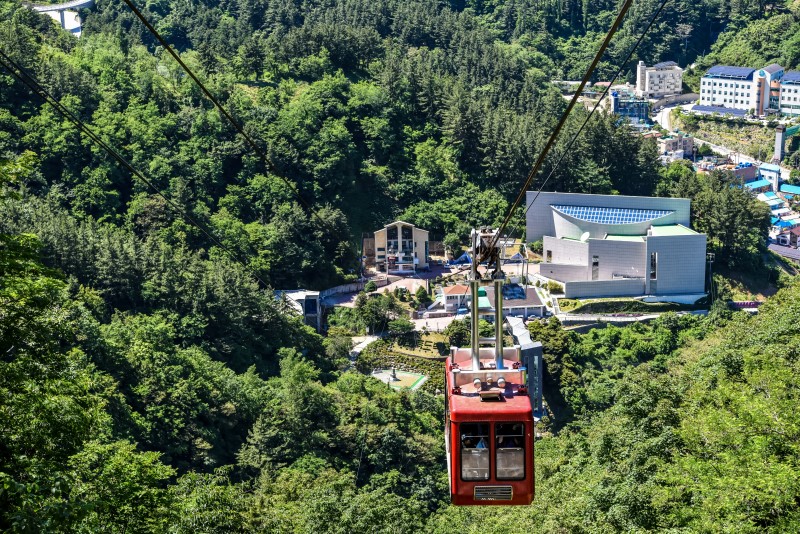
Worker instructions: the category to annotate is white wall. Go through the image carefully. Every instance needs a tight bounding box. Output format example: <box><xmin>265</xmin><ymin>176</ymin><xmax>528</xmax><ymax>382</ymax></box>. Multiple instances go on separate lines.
<box><xmin>645</xmin><ymin>234</ymin><xmax>707</xmax><ymax>295</ymax></box>
<box><xmin>587</xmin><ymin>239</ymin><xmax>647</xmax><ymax>280</ymax></box>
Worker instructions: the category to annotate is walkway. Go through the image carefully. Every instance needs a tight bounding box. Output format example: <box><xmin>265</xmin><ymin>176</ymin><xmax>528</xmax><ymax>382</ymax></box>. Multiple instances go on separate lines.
<box><xmin>28</xmin><ymin>0</ymin><xmax>94</xmax><ymax>12</ymax></box>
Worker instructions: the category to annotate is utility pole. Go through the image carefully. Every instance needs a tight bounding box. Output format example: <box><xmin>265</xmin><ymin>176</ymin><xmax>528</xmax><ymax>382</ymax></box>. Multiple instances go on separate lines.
<box><xmin>706</xmin><ymin>252</ymin><xmax>715</xmax><ymax>307</ymax></box>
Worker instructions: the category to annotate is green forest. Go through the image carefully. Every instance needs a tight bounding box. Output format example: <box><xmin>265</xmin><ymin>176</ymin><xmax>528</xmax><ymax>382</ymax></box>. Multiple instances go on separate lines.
<box><xmin>1</xmin><ymin>0</ymin><xmax>799</xmax><ymax>531</ymax></box>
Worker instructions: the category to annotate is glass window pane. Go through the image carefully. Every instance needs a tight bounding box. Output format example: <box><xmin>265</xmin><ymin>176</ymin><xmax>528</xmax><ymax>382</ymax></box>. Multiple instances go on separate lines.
<box><xmin>461</xmin><ymin>423</ymin><xmax>490</xmax><ymax>481</ymax></box>
<box><xmin>495</xmin><ymin>423</ymin><xmax>525</xmax><ymax>480</ymax></box>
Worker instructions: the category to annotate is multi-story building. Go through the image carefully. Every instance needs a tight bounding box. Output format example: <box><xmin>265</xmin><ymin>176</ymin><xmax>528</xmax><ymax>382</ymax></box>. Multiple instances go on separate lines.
<box><xmin>635</xmin><ymin>61</ymin><xmax>683</xmax><ymax>99</ymax></box>
<box><xmin>779</xmin><ymin>70</ymin><xmax>800</xmax><ymax>116</ymax></box>
<box><xmin>373</xmin><ymin>221</ymin><xmax>429</xmax><ymax>274</ymax></box>
<box><xmin>526</xmin><ymin>193</ymin><xmax>707</xmax><ymax>299</ymax></box>
<box><xmin>697</xmin><ymin>64</ymin><xmax>785</xmax><ymax>116</ymax></box>
<box><xmin>657</xmin><ymin>131</ymin><xmax>693</xmax><ymax>154</ymax></box>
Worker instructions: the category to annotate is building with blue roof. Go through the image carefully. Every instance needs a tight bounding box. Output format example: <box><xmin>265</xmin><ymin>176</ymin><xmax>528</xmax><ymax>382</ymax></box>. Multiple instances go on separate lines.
<box><xmin>758</xmin><ymin>163</ymin><xmax>782</xmax><ymax>191</ymax></box>
<box><xmin>745</xmin><ymin>179</ymin><xmax>772</xmax><ymax>192</ymax></box>
<box><xmin>699</xmin><ymin>64</ymin><xmax>785</xmax><ymax>116</ymax></box>
<box><xmin>527</xmin><ymin>193</ymin><xmax>707</xmax><ymax>299</ymax></box>
<box><xmin>780</xmin><ymin>183</ymin><xmax>800</xmax><ymax>195</ymax></box>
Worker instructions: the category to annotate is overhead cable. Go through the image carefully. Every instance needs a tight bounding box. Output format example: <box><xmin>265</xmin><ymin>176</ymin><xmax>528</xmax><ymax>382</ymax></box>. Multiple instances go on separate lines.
<box><xmin>500</xmin><ymin>0</ymin><xmax>671</xmax><ymax>247</ymax></box>
<box><xmin>0</xmin><ymin>49</ymin><xmax>271</xmax><ymax>289</ymax></box>
<box><xmin>485</xmin><ymin>0</ymin><xmax>636</xmax><ymax>255</ymax></box>
<box><xmin>120</xmin><ymin>0</ymin><xmax>336</xmax><ymax>231</ymax></box>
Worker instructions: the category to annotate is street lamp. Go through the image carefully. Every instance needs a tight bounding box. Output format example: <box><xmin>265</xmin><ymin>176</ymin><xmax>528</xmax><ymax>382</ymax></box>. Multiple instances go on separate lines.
<box><xmin>706</xmin><ymin>252</ymin><xmax>715</xmax><ymax>306</ymax></box>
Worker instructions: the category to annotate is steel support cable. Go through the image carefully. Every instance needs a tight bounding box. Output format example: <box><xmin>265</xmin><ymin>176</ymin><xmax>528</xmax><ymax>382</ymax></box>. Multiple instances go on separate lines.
<box><xmin>499</xmin><ymin>0</ymin><xmax>671</xmax><ymax>247</ymax></box>
<box><xmin>0</xmin><ymin>50</ymin><xmax>271</xmax><ymax>289</ymax></box>
<box><xmin>484</xmin><ymin>0</ymin><xmax>636</xmax><ymax>256</ymax></box>
<box><xmin>120</xmin><ymin>0</ymin><xmax>335</xmax><ymax>232</ymax></box>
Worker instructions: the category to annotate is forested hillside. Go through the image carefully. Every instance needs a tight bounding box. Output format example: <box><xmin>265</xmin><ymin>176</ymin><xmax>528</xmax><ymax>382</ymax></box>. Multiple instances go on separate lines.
<box><xmin>2</xmin><ymin>0</ymin><xmax>799</xmax><ymax>531</ymax></box>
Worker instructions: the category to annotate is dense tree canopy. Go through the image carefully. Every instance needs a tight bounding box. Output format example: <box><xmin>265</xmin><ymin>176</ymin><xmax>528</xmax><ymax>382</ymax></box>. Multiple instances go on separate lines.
<box><xmin>2</xmin><ymin>0</ymin><xmax>799</xmax><ymax>531</ymax></box>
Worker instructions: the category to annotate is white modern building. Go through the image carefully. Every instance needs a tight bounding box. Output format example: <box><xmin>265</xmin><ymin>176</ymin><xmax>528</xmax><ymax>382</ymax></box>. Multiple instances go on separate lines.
<box><xmin>373</xmin><ymin>221</ymin><xmax>429</xmax><ymax>274</ymax></box>
<box><xmin>697</xmin><ymin>64</ymin><xmax>786</xmax><ymax>116</ymax></box>
<box><xmin>276</xmin><ymin>290</ymin><xmax>322</xmax><ymax>331</ymax></box>
<box><xmin>635</xmin><ymin>61</ymin><xmax>683</xmax><ymax>99</ymax></box>
<box><xmin>526</xmin><ymin>193</ymin><xmax>707</xmax><ymax>299</ymax></box>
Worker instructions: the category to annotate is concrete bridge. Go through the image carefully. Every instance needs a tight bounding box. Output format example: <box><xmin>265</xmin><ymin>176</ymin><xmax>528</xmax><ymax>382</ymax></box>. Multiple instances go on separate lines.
<box><xmin>26</xmin><ymin>0</ymin><xmax>94</xmax><ymax>37</ymax></box>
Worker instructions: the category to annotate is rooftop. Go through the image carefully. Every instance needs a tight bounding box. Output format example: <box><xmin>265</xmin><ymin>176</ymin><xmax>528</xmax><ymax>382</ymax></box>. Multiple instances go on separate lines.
<box><xmin>705</xmin><ymin>65</ymin><xmax>756</xmax><ymax>79</ymax></box>
<box><xmin>552</xmin><ymin>205</ymin><xmax>674</xmax><ymax>225</ymax></box>
<box><xmin>783</xmin><ymin>71</ymin><xmax>800</xmax><ymax>83</ymax></box>
<box><xmin>443</xmin><ymin>284</ymin><xmax>470</xmax><ymax>295</ymax></box>
<box><xmin>487</xmin><ymin>284</ymin><xmax>543</xmax><ymax>308</ymax></box>
<box><xmin>763</xmin><ymin>63</ymin><xmax>784</xmax><ymax>74</ymax></box>
<box><xmin>605</xmin><ymin>234</ymin><xmax>644</xmax><ymax>242</ymax></box>
<box><xmin>759</xmin><ymin>163</ymin><xmax>781</xmax><ymax>172</ymax></box>
<box><xmin>691</xmin><ymin>104</ymin><xmax>748</xmax><ymax>117</ymax></box>
<box><xmin>780</xmin><ymin>183</ymin><xmax>800</xmax><ymax>195</ymax></box>
<box><xmin>649</xmin><ymin>224</ymin><xmax>697</xmax><ymax>236</ymax></box>
<box><xmin>745</xmin><ymin>179</ymin><xmax>772</xmax><ymax>189</ymax></box>
<box><xmin>653</xmin><ymin>60</ymin><xmax>678</xmax><ymax>69</ymax></box>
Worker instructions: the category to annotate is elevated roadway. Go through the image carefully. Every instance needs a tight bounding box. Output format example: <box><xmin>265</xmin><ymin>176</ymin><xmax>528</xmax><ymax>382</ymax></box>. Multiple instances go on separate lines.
<box><xmin>28</xmin><ymin>0</ymin><xmax>94</xmax><ymax>12</ymax></box>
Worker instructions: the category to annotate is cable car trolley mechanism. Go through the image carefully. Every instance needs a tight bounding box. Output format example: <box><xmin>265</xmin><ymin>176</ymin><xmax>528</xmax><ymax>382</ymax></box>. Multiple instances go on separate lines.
<box><xmin>445</xmin><ymin>228</ymin><xmax>535</xmax><ymax>506</ymax></box>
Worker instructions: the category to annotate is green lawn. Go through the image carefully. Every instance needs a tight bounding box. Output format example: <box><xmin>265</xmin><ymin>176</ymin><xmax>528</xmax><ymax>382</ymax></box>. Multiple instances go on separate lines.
<box><xmin>391</xmin><ymin>332</ymin><xmax>449</xmax><ymax>358</ymax></box>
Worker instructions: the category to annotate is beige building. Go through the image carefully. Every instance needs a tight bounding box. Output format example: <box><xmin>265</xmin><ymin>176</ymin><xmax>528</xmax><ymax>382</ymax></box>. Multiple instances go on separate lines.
<box><xmin>373</xmin><ymin>221</ymin><xmax>429</xmax><ymax>274</ymax></box>
<box><xmin>658</xmin><ymin>132</ymin><xmax>693</xmax><ymax>154</ymax></box>
<box><xmin>636</xmin><ymin>61</ymin><xmax>683</xmax><ymax>99</ymax></box>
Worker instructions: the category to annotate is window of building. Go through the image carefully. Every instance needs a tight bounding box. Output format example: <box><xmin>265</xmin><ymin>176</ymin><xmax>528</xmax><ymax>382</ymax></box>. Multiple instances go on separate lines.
<box><xmin>592</xmin><ymin>256</ymin><xmax>599</xmax><ymax>280</ymax></box>
<box><xmin>377</xmin><ymin>247</ymin><xmax>385</xmax><ymax>252</ymax></box>
<box><xmin>650</xmin><ymin>252</ymin><xmax>658</xmax><ymax>280</ymax></box>
<box><xmin>495</xmin><ymin>423</ymin><xmax>525</xmax><ymax>480</ymax></box>
<box><xmin>461</xmin><ymin>422</ymin><xmax>490</xmax><ymax>481</ymax></box>
<box><xmin>546</xmin><ymin>250</ymin><xmax>552</xmax><ymax>263</ymax></box>
<box><xmin>387</xmin><ymin>227</ymin><xmax>398</xmax><ymax>240</ymax></box>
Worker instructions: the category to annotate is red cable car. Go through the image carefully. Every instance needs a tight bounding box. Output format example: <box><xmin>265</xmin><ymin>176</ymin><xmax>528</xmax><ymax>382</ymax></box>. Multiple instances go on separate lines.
<box><xmin>444</xmin><ymin>276</ymin><xmax>535</xmax><ymax>505</ymax></box>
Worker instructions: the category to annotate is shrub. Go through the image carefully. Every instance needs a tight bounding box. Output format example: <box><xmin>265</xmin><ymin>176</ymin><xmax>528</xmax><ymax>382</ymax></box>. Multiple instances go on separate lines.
<box><xmin>546</xmin><ymin>281</ymin><xmax>564</xmax><ymax>294</ymax></box>
<box><xmin>364</xmin><ymin>280</ymin><xmax>377</xmax><ymax>292</ymax></box>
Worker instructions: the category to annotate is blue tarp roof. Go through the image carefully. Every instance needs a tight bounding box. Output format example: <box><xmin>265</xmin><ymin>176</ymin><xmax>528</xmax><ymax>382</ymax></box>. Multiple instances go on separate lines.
<box><xmin>450</xmin><ymin>252</ymin><xmax>472</xmax><ymax>264</ymax></box>
<box><xmin>691</xmin><ymin>105</ymin><xmax>747</xmax><ymax>117</ymax></box>
<box><xmin>772</xmin><ymin>216</ymin><xmax>780</xmax><ymax>225</ymax></box>
<box><xmin>787</xmin><ymin>194</ymin><xmax>795</xmax><ymax>200</ymax></box>
<box><xmin>759</xmin><ymin>163</ymin><xmax>781</xmax><ymax>172</ymax></box>
<box><xmin>505</xmin><ymin>252</ymin><xmax>525</xmax><ymax>264</ymax></box>
<box><xmin>780</xmin><ymin>183</ymin><xmax>800</xmax><ymax>195</ymax></box>
<box><xmin>763</xmin><ymin>191</ymin><xmax>778</xmax><ymax>199</ymax></box>
<box><xmin>775</xmin><ymin>220</ymin><xmax>797</xmax><ymax>229</ymax></box>
<box><xmin>705</xmin><ymin>66</ymin><xmax>755</xmax><ymax>79</ymax></box>
<box><xmin>745</xmin><ymin>179</ymin><xmax>771</xmax><ymax>189</ymax></box>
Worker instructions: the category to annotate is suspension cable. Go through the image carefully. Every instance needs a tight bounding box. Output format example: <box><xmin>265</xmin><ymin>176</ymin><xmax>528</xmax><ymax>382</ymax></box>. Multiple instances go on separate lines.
<box><xmin>485</xmin><ymin>0</ymin><xmax>636</xmax><ymax>254</ymax></box>
<box><xmin>120</xmin><ymin>0</ymin><xmax>337</xmax><ymax>232</ymax></box>
<box><xmin>0</xmin><ymin>49</ymin><xmax>270</xmax><ymax>289</ymax></box>
<box><xmin>500</xmin><ymin>0</ymin><xmax>671</xmax><ymax>246</ymax></box>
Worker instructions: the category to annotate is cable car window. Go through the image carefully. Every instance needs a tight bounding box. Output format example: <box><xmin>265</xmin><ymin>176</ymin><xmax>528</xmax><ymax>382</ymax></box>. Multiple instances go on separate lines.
<box><xmin>460</xmin><ymin>422</ymin><xmax>490</xmax><ymax>481</ymax></box>
<box><xmin>495</xmin><ymin>423</ymin><xmax>525</xmax><ymax>480</ymax></box>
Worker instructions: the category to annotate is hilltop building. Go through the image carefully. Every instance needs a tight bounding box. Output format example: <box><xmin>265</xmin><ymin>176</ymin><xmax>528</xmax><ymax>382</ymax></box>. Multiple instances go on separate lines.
<box><xmin>635</xmin><ymin>60</ymin><xmax>683</xmax><ymax>99</ymax></box>
<box><xmin>372</xmin><ymin>221</ymin><xmax>429</xmax><ymax>274</ymax></box>
<box><xmin>695</xmin><ymin>63</ymin><xmax>800</xmax><ymax>117</ymax></box>
<box><xmin>526</xmin><ymin>193</ymin><xmax>707</xmax><ymax>299</ymax></box>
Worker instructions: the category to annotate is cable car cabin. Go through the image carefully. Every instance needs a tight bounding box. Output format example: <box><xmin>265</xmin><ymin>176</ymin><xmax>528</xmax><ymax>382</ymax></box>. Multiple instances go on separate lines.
<box><xmin>445</xmin><ymin>345</ymin><xmax>534</xmax><ymax>506</ymax></box>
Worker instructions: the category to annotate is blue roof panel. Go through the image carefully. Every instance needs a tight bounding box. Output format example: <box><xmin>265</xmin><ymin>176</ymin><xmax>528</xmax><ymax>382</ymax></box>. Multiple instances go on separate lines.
<box><xmin>552</xmin><ymin>205</ymin><xmax>673</xmax><ymax>225</ymax></box>
<box><xmin>759</xmin><ymin>163</ymin><xmax>781</xmax><ymax>172</ymax></box>
<box><xmin>745</xmin><ymin>179</ymin><xmax>771</xmax><ymax>189</ymax></box>
<box><xmin>783</xmin><ymin>71</ymin><xmax>800</xmax><ymax>83</ymax></box>
<box><xmin>780</xmin><ymin>183</ymin><xmax>800</xmax><ymax>195</ymax></box>
<box><xmin>705</xmin><ymin>65</ymin><xmax>756</xmax><ymax>79</ymax></box>
<box><xmin>691</xmin><ymin>105</ymin><xmax>747</xmax><ymax>117</ymax></box>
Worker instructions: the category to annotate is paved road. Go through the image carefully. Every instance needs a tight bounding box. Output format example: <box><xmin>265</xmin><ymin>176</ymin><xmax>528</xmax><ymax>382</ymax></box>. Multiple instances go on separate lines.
<box><xmin>29</xmin><ymin>0</ymin><xmax>94</xmax><ymax>12</ymax></box>
<box><xmin>654</xmin><ymin>103</ymin><xmax>793</xmax><ymax>181</ymax></box>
